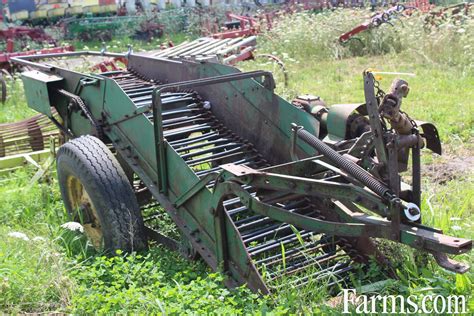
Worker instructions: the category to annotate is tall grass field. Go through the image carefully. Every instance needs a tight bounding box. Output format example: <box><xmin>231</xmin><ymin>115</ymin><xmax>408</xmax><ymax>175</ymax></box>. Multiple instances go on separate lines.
<box><xmin>1</xmin><ymin>7</ymin><xmax>473</xmax><ymax>314</ymax></box>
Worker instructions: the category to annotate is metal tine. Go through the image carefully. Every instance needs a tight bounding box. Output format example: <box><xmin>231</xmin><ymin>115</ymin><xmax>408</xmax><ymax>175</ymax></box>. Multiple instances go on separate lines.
<box><xmin>235</xmin><ymin>214</ymin><xmax>271</xmax><ymax>229</ymax></box>
<box><xmin>162</xmin><ymin>92</ymin><xmax>194</xmax><ymax>97</ymax></box>
<box><xmin>236</xmin><ymin>200</ymin><xmax>311</xmax><ymax>231</ymax></box>
<box><xmin>159</xmin><ymin>94</ymin><xmax>197</xmax><ymax>104</ymax></box>
<box><xmin>187</xmin><ymin>150</ymin><xmax>249</xmax><ymax>167</ymax></box>
<box><xmin>110</xmin><ymin>72</ymin><xmax>135</xmax><ymax>78</ymax></box>
<box><xmin>111</xmin><ymin>71</ymin><xmax>145</xmax><ymax>80</ymax></box>
<box><xmin>181</xmin><ymin>140</ymin><xmax>241</xmax><ymax>158</ymax></box>
<box><xmin>163</xmin><ymin>124</ymin><xmax>213</xmax><ymax>138</ymax></box>
<box><xmin>119</xmin><ymin>83</ymin><xmax>154</xmax><ymax>90</ymax></box>
<box><xmin>170</xmin><ymin>131</ymin><xmax>223</xmax><ymax>147</ymax></box>
<box><xmin>204</xmin><ymin>178</ymin><xmax>253</xmax><ymax>190</ymax></box>
<box><xmin>116</xmin><ymin>73</ymin><xmax>150</xmax><ymax>81</ymax></box>
<box><xmin>265</xmin><ymin>244</ymin><xmax>345</xmax><ymax>272</ymax></box>
<box><xmin>108</xmin><ymin>71</ymin><xmax>132</xmax><ymax>77</ymax></box>
<box><xmin>167</xmin><ymin>38</ymin><xmax>216</xmax><ymax>57</ymax></box>
<box><xmin>269</xmin><ymin>251</ymin><xmax>350</xmax><ymax>280</ymax></box>
<box><xmin>116</xmin><ymin>77</ymin><xmax>152</xmax><ymax>84</ymax></box>
<box><xmin>242</xmin><ymin>209</ymin><xmax>316</xmax><ymax>244</ymax></box>
<box><xmin>222</xmin><ymin>185</ymin><xmax>256</xmax><ymax>207</ymax></box>
<box><xmin>106</xmin><ymin>73</ymin><xmax>131</xmax><ymax>79</ymax></box>
<box><xmin>186</xmin><ymin>147</ymin><xmax>249</xmax><ymax>167</ymax></box>
<box><xmin>135</xmin><ymin>96</ymin><xmax>197</xmax><ymax>108</ymax></box>
<box><xmin>195</xmin><ymin>157</ymin><xmax>259</xmax><ymax>177</ymax></box>
<box><xmin>118</xmin><ymin>76</ymin><xmax>153</xmax><ymax>84</ymax></box>
<box><xmin>131</xmin><ymin>92</ymin><xmax>194</xmax><ymax>103</ymax></box>
<box><xmin>162</xmin><ymin>104</ymin><xmax>203</xmax><ymax>115</ymax></box>
<box><xmin>240</xmin><ymin>208</ymin><xmax>316</xmax><ymax>243</ymax></box>
<box><xmin>126</xmin><ymin>90</ymin><xmax>154</xmax><ymax>98</ymax></box>
<box><xmin>123</xmin><ymin>86</ymin><xmax>155</xmax><ymax>94</ymax></box>
<box><xmin>164</xmin><ymin>119</ymin><xmax>221</xmax><ymax>133</ymax></box>
<box><xmin>124</xmin><ymin>88</ymin><xmax>153</xmax><ymax>96</ymax></box>
<box><xmin>138</xmin><ymin>99</ymin><xmax>193</xmax><ymax>108</ymax></box>
<box><xmin>176</xmin><ymin>137</ymin><xmax>235</xmax><ymax>154</ymax></box>
<box><xmin>146</xmin><ymin>104</ymin><xmax>203</xmax><ymax>121</ymax></box>
<box><xmin>138</xmin><ymin>93</ymin><xmax>195</xmax><ymax>102</ymax></box>
<box><xmin>249</xmin><ymin>231</ymin><xmax>315</xmax><ymax>257</ymax></box>
<box><xmin>254</xmin><ymin>236</ymin><xmax>334</xmax><ymax>265</ymax></box>
<box><xmin>154</xmin><ymin>39</ymin><xmax>207</xmax><ymax>57</ymax></box>
<box><xmin>243</xmin><ymin>220</ymin><xmax>308</xmax><ymax>245</ymax></box>
<box><xmin>268</xmin><ymin>250</ymin><xmax>342</xmax><ymax>278</ymax></box>
<box><xmin>163</xmin><ymin>102</ymin><xmax>202</xmax><ymax>113</ymax></box>
<box><xmin>233</xmin><ymin>198</ymin><xmax>308</xmax><ymax>222</ymax></box>
<box><xmin>163</xmin><ymin>117</ymin><xmax>210</xmax><ymax>130</ymax></box>
<box><xmin>226</xmin><ymin>205</ymin><xmax>249</xmax><ymax>216</ymax></box>
<box><xmin>147</xmin><ymin>110</ymin><xmax>202</xmax><ymax>122</ymax></box>
<box><xmin>162</xmin><ymin>108</ymin><xmax>205</xmax><ymax>120</ymax></box>
<box><xmin>162</xmin><ymin>112</ymin><xmax>208</xmax><ymax>125</ymax></box>
<box><xmin>164</xmin><ymin>116</ymin><xmax>211</xmax><ymax>129</ymax></box>
<box><xmin>181</xmin><ymin>142</ymin><xmax>243</xmax><ymax>160</ymax></box>
<box><xmin>273</xmin><ymin>262</ymin><xmax>353</xmax><ymax>289</ymax></box>
<box><xmin>118</xmin><ymin>81</ymin><xmax>150</xmax><ymax>87</ymax></box>
<box><xmin>234</xmin><ymin>198</ymin><xmax>305</xmax><ymax>229</ymax></box>
<box><xmin>116</xmin><ymin>78</ymin><xmax>149</xmax><ymax>85</ymax></box>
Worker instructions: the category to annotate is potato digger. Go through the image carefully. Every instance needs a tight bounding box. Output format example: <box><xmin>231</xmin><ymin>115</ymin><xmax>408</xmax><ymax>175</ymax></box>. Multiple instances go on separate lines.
<box><xmin>12</xmin><ymin>51</ymin><xmax>471</xmax><ymax>293</ymax></box>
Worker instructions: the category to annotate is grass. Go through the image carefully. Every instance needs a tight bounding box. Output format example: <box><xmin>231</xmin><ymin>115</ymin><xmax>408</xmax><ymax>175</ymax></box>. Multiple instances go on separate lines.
<box><xmin>0</xmin><ymin>78</ymin><xmax>35</xmax><ymax>123</ymax></box>
<box><xmin>1</xmin><ymin>7</ymin><xmax>473</xmax><ymax>314</ymax></box>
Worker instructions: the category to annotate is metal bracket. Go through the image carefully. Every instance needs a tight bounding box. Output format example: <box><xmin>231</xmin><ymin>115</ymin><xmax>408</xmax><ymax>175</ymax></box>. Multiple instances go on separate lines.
<box><xmin>152</xmin><ymin>90</ymin><xmax>168</xmax><ymax>194</ymax></box>
<box><xmin>363</xmin><ymin>71</ymin><xmax>388</xmax><ymax>165</ymax></box>
<box><xmin>174</xmin><ymin>172</ymin><xmax>220</xmax><ymax>208</ymax></box>
<box><xmin>290</xmin><ymin>123</ymin><xmax>303</xmax><ymax>161</ymax></box>
<box><xmin>430</xmin><ymin>251</ymin><xmax>470</xmax><ymax>274</ymax></box>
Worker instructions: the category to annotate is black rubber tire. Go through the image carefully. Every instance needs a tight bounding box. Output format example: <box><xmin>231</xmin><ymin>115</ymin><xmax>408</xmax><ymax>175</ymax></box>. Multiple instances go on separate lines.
<box><xmin>57</xmin><ymin>135</ymin><xmax>147</xmax><ymax>253</ymax></box>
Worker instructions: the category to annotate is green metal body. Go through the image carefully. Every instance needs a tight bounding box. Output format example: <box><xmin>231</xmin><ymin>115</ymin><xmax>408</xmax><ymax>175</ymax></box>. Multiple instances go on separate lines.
<box><xmin>13</xmin><ymin>51</ymin><xmax>472</xmax><ymax>293</ymax></box>
<box><xmin>63</xmin><ymin>16</ymin><xmax>145</xmax><ymax>39</ymax></box>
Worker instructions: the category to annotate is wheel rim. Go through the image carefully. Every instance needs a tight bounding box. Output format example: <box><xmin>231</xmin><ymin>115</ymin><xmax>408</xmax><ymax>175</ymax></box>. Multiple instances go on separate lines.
<box><xmin>66</xmin><ymin>175</ymin><xmax>104</xmax><ymax>250</ymax></box>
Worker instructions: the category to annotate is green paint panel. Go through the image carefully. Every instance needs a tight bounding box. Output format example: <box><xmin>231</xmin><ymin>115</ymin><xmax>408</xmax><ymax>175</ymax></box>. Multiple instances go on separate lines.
<box><xmin>21</xmin><ymin>70</ymin><xmax>63</xmax><ymax>117</ymax></box>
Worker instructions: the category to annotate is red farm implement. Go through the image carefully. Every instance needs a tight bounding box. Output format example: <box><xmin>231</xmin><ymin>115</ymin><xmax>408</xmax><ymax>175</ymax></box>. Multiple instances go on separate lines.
<box><xmin>339</xmin><ymin>4</ymin><xmax>408</xmax><ymax>44</ymax></box>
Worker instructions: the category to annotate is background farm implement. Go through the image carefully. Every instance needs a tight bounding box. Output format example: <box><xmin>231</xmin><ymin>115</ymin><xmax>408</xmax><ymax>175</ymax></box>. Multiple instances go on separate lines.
<box><xmin>0</xmin><ymin>113</ymin><xmax>59</xmax><ymax>175</ymax></box>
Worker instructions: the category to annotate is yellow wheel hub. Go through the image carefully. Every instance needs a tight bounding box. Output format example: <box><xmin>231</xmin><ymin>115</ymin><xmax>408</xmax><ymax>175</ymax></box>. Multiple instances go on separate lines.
<box><xmin>66</xmin><ymin>175</ymin><xmax>104</xmax><ymax>250</ymax></box>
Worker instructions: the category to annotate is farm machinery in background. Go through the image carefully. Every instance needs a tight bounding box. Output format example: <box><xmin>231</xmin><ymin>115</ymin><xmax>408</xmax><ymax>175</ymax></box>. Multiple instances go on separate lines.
<box><xmin>0</xmin><ymin>25</ymin><xmax>74</xmax><ymax>103</ymax></box>
<box><xmin>339</xmin><ymin>3</ymin><xmax>413</xmax><ymax>44</ymax></box>
<box><xmin>424</xmin><ymin>2</ymin><xmax>473</xmax><ymax>28</ymax></box>
<box><xmin>2</xmin><ymin>0</ymin><xmax>118</xmax><ymax>22</ymax></box>
<box><xmin>10</xmin><ymin>50</ymin><xmax>471</xmax><ymax>293</ymax></box>
<box><xmin>150</xmin><ymin>36</ymin><xmax>288</xmax><ymax>86</ymax></box>
<box><xmin>339</xmin><ymin>1</ymin><xmax>473</xmax><ymax>44</ymax></box>
<box><xmin>152</xmin><ymin>36</ymin><xmax>258</xmax><ymax>65</ymax></box>
<box><xmin>0</xmin><ymin>112</ymin><xmax>60</xmax><ymax>175</ymax></box>
<box><xmin>201</xmin><ymin>0</ymin><xmax>367</xmax><ymax>39</ymax></box>
<box><xmin>0</xmin><ymin>25</ymin><xmax>74</xmax><ymax>102</ymax></box>
<box><xmin>0</xmin><ymin>26</ymin><xmax>74</xmax><ymax>70</ymax></box>
<box><xmin>0</xmin><ymin>0</ymin><xmax>75</xmax><ymax>102</ymax></box>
